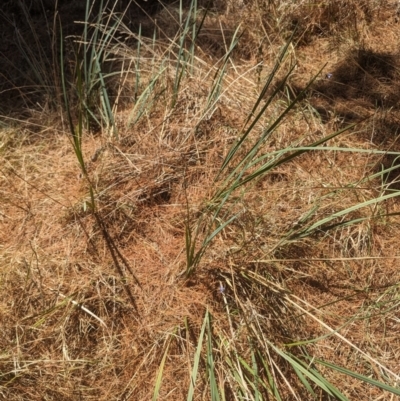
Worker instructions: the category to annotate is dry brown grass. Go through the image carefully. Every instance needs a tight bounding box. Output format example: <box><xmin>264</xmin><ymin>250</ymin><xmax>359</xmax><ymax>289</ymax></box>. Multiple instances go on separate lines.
<box><xmin>1</xmin><ymin>0</ymin><xmax>400</xmax><ymax>400</ymax></box>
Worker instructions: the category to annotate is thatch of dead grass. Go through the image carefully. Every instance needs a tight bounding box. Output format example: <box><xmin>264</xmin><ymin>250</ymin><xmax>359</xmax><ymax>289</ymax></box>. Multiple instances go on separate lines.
<box><xmin>1</xmin><ymin>0</ymin><xmax>400</xmax><ymax>400</ymax></box>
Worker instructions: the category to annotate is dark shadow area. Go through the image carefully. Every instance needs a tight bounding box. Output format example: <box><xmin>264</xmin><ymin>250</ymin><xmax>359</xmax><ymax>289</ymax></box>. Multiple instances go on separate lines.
<box><xmin>287</xmin><ymin>0</ymin><xmax>377</xmax><ymax>46</ymax></box>
<box><xmin>276</xmin><ymin>48</ymin><xmax>400</xmax><ymax>190</ymax></box>
<box><xmin>0</xmin><ymin>1</ymin><xmax>155</xmax><ymax>115</ymax></box>
<box><xmin>314</xmin><ymin>49</ymin><xmax>400</xmax><ymax>190</ymax></box>
<box><xmin>381</xmin><ymin>153</ymin><xmax>400</xmax><ymax>190</ymax></box>
<box><xmin>0</xmin><ymin>0</ymin><xmax>216</xmax><ymax>118</ymax></box>
<box><xmin>314</xmin><ymin>49</ymin><xmax>400</xmax><ymax>113</ymax></box>
<box><xmin>281</xmin><ymin>49</ymin><xmax>400</xmax><ymax>129</ymax></box>
<box><xmin>277</xmin><ymin>49</ymin><xmax>399</xmax><ymax>128</ymax></box>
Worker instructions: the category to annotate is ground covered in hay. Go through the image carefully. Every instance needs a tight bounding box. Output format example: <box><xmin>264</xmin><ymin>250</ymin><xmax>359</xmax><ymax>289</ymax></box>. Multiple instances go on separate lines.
<box><xmin>1</xmin><ymin>1</ymin><xmax>400</xmax><ymax>400</ymax></box>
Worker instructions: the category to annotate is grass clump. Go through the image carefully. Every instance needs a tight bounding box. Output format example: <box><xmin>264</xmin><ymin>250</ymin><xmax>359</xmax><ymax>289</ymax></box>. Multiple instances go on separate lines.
<box><xmin>1</xmin><ymin>0</ymin><xmax>400</xmax><ymax>400</ymax></box>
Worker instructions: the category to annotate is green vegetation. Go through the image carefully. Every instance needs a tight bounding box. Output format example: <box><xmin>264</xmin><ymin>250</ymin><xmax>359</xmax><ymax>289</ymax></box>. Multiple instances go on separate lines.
<box><xmin>1</xmin><ymin>0</ymin><xmax>400</xmax><ymax>399</ymax></box>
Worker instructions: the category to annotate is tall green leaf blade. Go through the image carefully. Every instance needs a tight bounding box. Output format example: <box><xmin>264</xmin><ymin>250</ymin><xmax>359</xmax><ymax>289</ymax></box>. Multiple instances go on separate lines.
<box><xmin>314</xmin><ymin>358</ymin><xmax>400</xmax><ymax>396</ymax></box>
<box><xmin>187</xmin><ymin>310</ymin><xmax>208</xmax><ymax>401</ymax></box>
<box><xmin>206</xmin><ymin>313</ymin><xmax>220</xmax><ymax>401</ymax></box>
<box><xmin>152</xmin><ymin>335</ymin><xmax>173</xmax><ymax>401</ymax></box>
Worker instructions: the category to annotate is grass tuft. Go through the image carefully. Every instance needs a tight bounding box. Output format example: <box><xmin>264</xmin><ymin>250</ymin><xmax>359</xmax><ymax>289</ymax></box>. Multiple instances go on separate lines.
<box><xmin>1</xmin><ymin>0</ymin><xmax>400</xmax><ymax>400</ymax></box>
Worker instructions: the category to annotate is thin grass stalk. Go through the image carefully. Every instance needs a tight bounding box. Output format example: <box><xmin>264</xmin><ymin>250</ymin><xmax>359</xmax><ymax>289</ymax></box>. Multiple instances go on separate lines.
<box><xmin>179</xmin><ymin>0</ymin><xmax>183</xmax><ymax>26</ymax></box>
<box><xmin>242</xmin><ymin>309</ymin><xmax>349</xmax><ymax>400</ymax></box>
<box><xmin>257</xmin><ymin>350</ymin><xmax>283</xmax><ymax>401</ymax></box>
<box><xmin>251</xmin><ymin>348</ymin><xmax>261</xmax><ymax>401</ymax></box>
<box><xmin>206</xmin><ymin>26</ymin><xmax>242</xmax><ymax>111</ymax></box>
<box><xmin>217</xmin><ymin>63</ymin><xmax>327</xmax><ymax>192</ymax></box>
<box><xmin>60</xmin><ymin>23</ymin><xmax>74</xmax><ymax>136</ymax></box>
<box><xmin>220</xmin><ymin>284</ymin><xmax>250</xmax><ymax>396</ymax></box>
<box><xmin>189</xmin><ymin>0</ymin><xmax>197</xmax><ymax>73</ymax></box>
<box><xmin>236</xmin><ymin>353</ymin><xmax>266</xmax><ymax>399</ymax></box>
<box><xmin>61</xmin><ymin>23</ymin><xmax>89</xmax><ymax>180</ymax></box>
<box><xmin>223</xmin><ymin>353</ymin><xmax>252</xmax><ymax>399</ymax></box>
<box><xmin>95</xmin><ymin>51</ymin><xmax>118</xmax><ymax>136</ymax></box>
<box><xmin>186</xmin><ymin>213</ymin><xmax>239</xmax><ymax>275</ymax></box>
<box><xmin>152</xmin><ymin>334</ymin><xmax>173</xmax><ymax>401</ymax></box>
<box><xmin>93</xmin><ymin>8</ymin><xmax>123</xmax><ymax>136</ymax></box>
<box><xmin>187</xmin><ymin>310</ymin><xmax>208</xmax><ymax>401</ymax></box>
<box><xmin>289</xmin><ymin>190</ymin><xmax>400</xmax><ymax>240</ymax></box>
<box><xmin>219</xmin><ymin>289</ymin><xmax>251</xmax><ymax>398</ymax></box>
<box><xmin>112</xmin><ymin>51</ymin><xmax>133</xmax><ymax>116</ymax></box>
<box><xmin>128</xmin><ymin>64</ymin><xmax>167</xmax><ymax>127</ymax></box>
<box><xmin>219</xmin><ymin>29</ymin><xmax>299</xmax><ymax>175</ymax></box>
<box><xmin>51</xmin><ymin>0</ymin><xmax>62</xmax><ymax>108</ymax></box>
<box><xmin>151</xmin><ymin>27</ymin><xmax>157</xmax><ymax>70</ymax></box>
<box><xmin>134</xmin><ymin>24</ymin><xmax>142</xmax><ymax>101</ymax></box>
<box><xmin>206</xmin><ymin>312</ymin><xmax>221</xmax><ymax>401</ymax></box>
<box><xmin>17</xmin><ymin>0</ymin><xmax>51</xmax><ymax>87</ymax></box>
<box><xmin>92</xmin><ymin>21</ymin><xmax>118</xmax><ymax>135</ymax></box>
<box><xmin>78</xmin><ymin>0</ymin><xmax>119</xmax><ymax>136</ymax></box>
<box><xmin>312</xmin><ymin>358</ymin><xmax>400</xmax><ymax>397</ymax></box>
<box><xmin>171</xmin><ymin>0</ymin><xmax>199</xmax><ymax>107</ymax></box>
<box><xmin>86</xmin><ymin>0</ymin><xmax>103</xmax><ymax>84</ymax></box>
<box><xmin>185</xmin><ymin>223</ymin><xmax>196</xmax><ymax>274</ymax></box>
<box><xmin>190</xmin><ymin>0</ymin><xmax>209</xmax><ymax>75</ymax></box>
<box><xmin>285</xmin><ymin>289</ymin><xmax>400</xmax><ymax>382</ymax></box>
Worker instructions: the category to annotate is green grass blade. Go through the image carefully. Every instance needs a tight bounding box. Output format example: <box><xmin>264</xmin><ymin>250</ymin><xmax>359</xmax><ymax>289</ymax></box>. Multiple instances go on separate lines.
<box><xmin>251</xmin><ymin>349</ymin><xmax>260</xmax><ymax>401</ymax></box>
<box><xmin>60</xmin><ymin>22</ymin><xmax>74</xmax><ymax>136</ymax></box>
<box><xmin>314</xmin><ymin>358</ymin><xmax>400</xmax><ymax>396</ymax></box>
<box><xmin>293</xmin><ymin>191</ymin><xmax>400</xmax><ymax>239</ymax></box>
<box><xmin>222</xmin><ymin>122</ymin><xmax>358</xmax><ymax>198</ymax></box>
<box><xmin>206</xmin><ymin>313</ymin><xmax>220</xmax><ymax>401</ymax></box>
<box><xmin>187</xmin><ymin>309</ymin><xmax>209</xmax><ymax>401</ymax></box>
<box><xmin>206</xmin><ymin>26</ymin><xmax>242</xmax><ymax>109</ymax></box>
<box><xmin>218</xmin><ymin>63</ymin><xmax>328</xmax><ymax>190</ymax></box>
<box><xmin>152</xmin><ymin>334</ymin><xmax>173</xmax><ymax>401</ymax></box>
<box><xmin>135</xmin><ymin>24</ymin><xmax>142</xmax><ymax>100</ymax></box>
<box><xmin>187</xmin><ymin>213</ymin><xmax>239</xmax><ymax>274</ymax></box>
<box><xmin>219</xmin><ymin>32</ymin><xmax>306</xmax><ymax>174</ymax></box>
<box><xmin>94</xmin><ymin>53</ymin><xmax>118</xmax><ymax>136</ymax></box>
<box><xmin>171</xmin><ymin>0</ymin><xmax>198</xmax><ymax>107</ymax></box>
<box><xmin>247</xmin><ymin>28</ymin><xmax>299</xmax><ymax>126</ymax></box>
<box><xmin>257</xmin><ymin>350</ymin><xmax>283</xmax><ymax>401</ymax></box>
<box><xmin>269</xmin><ymin>346</ymin><xmax>349</xmax><ymax>401</ymax></box>
<box><xmin>127</xmin><ymin>65</ymin><xmax>166</xmax><ymax>127</ymax></box>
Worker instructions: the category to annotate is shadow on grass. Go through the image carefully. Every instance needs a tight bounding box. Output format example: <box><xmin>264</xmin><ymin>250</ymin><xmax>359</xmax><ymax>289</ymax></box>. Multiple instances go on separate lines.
<box><xmin>277</xmin><ymin>47</ymin><xmax>400</xmax><ymax>190</ymax></box>
<box><xmin>0</xmin><ymin>0</ymin><xmax>232</xmax><ymax>120</ymax></box>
